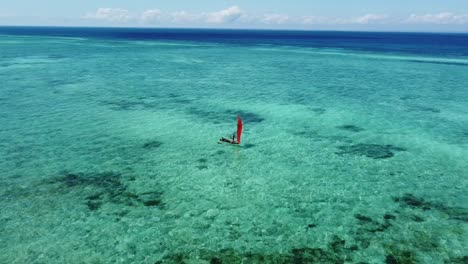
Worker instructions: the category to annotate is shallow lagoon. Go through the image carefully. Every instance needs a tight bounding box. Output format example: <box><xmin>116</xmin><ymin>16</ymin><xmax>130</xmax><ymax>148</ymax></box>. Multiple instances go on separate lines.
<box><xmin>0</xmin><ymin>28</ymin><xmax>467</xmax><ymax>263</ymax></box>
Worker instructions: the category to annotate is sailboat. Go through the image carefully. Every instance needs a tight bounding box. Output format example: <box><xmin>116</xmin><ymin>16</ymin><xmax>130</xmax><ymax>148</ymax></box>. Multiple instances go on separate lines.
<box><xmin>218</xmin><ymin>115</ymin><xmax>243</xmax><ymax>145</ymax></box>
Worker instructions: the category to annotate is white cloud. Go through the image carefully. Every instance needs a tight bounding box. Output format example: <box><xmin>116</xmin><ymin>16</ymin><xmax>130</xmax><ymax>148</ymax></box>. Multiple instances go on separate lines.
<box><xmin>353</xmin><ymin>14</ymin><xmax>389</xmax><ymax>24</ymax></box>
<box><xmin>80</xmin><ymin>7</ymin><xmax>468</xmax><ymax>30</ymax></box>
<box><xmin>407</xmin><ymin>12</ymin><xmax>468</xmax><ymax>24</ymax></box>
<box><xmin>170</xmin><ymin>11</ymin><xmax>202</xmax><ymax>23</ymax></box>
<box><xmin>300</xmin><ymin>16</ymin><xmax>345</xmax><ymax>25</ymax></box>
<box><xmin>299</xmin><ymin>14</ymin><xmax>389</xmax><ymax>25</ymax></box>
<box><xmin>84</xmin><ymin>8</ymin><xmax>132</xmax><ymax>22</ymax></box>
<box><xmin>141</xmin><ymin>9</ymin><xmax>162</xmax><ymax>23</ymax></box>
<box><xmin>261</xmin><ymin>14</ymin><xmax>290</xmax><ymax>24</ymax></box>
<box><xmin>206</xmin><ymin>6</ymin><xmax>243</xmax><ymax>24</ymax></box>
<box><xmin>84</xmin><ymin>6</ymin><xmax>244</xmax><ymax>25</ymax></box>
<box><xmin>82</xmin><ymin>7</ymin><xmax>389</xmax><ymax>27</ymax></box>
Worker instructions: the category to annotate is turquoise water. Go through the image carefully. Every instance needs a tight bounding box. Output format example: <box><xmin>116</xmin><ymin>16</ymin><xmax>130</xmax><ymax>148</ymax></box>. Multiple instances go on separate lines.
<box><xmin>1</xmin><ymin>29</ymin><xmax>468</xmax><ymax>263</ymax></box>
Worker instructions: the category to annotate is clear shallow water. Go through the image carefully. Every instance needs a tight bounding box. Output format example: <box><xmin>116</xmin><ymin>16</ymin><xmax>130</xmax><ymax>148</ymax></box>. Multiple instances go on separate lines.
<box><xmin>0</xmin><ymin>27</ymin><xmax>467</xmax><ymax>263</ymax></box>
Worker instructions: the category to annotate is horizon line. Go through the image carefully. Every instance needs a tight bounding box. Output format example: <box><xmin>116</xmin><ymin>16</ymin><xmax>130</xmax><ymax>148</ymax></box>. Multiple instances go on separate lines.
<box><xmin>1</xmin><ymin>24</ymin><xmax>468</xmax><ymax>35</ymax></box>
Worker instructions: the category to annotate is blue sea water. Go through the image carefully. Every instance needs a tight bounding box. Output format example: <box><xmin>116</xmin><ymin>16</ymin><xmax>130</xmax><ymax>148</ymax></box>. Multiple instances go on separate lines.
<box><xmin>0</xmin><ymin>27</ymin><xmax>467</xmax><ymax>263</ymax></box>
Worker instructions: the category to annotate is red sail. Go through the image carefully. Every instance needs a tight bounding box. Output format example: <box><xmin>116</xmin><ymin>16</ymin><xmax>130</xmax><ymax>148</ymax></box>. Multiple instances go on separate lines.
<box><xmin>237</xmin><ymin>115</ymin><xmax>243</xmax><ymax>144</ymax></box>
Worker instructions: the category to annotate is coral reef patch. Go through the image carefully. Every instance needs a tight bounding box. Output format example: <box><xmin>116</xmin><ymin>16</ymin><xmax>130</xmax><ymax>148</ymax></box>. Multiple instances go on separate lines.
<box><xmin>394</xmin><ymin>193</ymin><xmax>468</xmax><ymax>222</ymax></box>
<box><xmin>337</xmin><ymin>125</ymin><xmax>364</xmax><ymax>132</ymax></box>
<box><xmin>336</xmin><ymin>144</ymin><xmax>406</xmax><ymax>159</ymax></box>
<box><xmin>49</xmin><ymin>171</ymin><xmax>164</xmax><ymax>212</ymax></box>
<box><xmin>155</xmin><ymin>236</ymin><xmax>358</xmax><ymax>264</ymax></box>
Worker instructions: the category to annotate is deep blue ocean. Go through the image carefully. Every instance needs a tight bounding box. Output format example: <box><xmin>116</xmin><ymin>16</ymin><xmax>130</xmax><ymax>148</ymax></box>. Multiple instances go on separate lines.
<box><xmin>0</xmin><ymin>27</ymin><xmax>467</xmax><ymax>263</ymax></box>
<box><xmin>2</xmin><ymin>26</ymin><xmax>468</xmax><ymax>56</ymax></box>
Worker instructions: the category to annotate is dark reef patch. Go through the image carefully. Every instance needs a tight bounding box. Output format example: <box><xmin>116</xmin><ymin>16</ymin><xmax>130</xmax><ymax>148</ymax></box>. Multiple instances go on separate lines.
<box><xmin>393</xmin><ymin>193</ymin><xmax>468</xmax><ymax>222</ymax></box>
<box><xmin>412</xmin><ymin>215</ymin><xmax>425</xmax><ymax>222</ymax></box>
<box><xmin>311</xmin><ymin>108</ymin><xmax>326</xmax><ymax>115</ymax></box>
<box><xmin>385</xmin><ymin>250</ymin><xmax>416</xmax><ymax>264</ymax></box>
<box><xmin>385</xmin><ymin>254</ymin><xmax>399</xmax><ymax>264</ymax></box>
<box><xmin>243</xmin><ymin>143</ymin><xmax>257</xmax><ymax>149</ymax></box>
<box><xmin>102</xmin><ymin>93</ymin><xmax>194</xmax><ymax>112</ymax></box>
<box><xmin>440</xmin><ymin>206</ymin><xmax>468</xmax><ymax>222</ymax></box>
<box><xmin>291</xmin><ymin>247</ymin><xmax>342</xmax><ymax>264</ymax></box>
<box><xmin>143</xmin><ymin>140</ymin><xmax>163</xmax><ymax>149</ymax></box>
<box><xmin>409</xmin><ymin>105</ymin><xmax>441</xmax><ymax>113</ymax></box>
<box><xmin>143</xmin><ymin>199</ymin><xmax>162</xmax><ymax>207</ymax></box>
<box><xmin>101</xmin><ymin>99</ymin><xmax>159</xmax><ymax>111</ymax></box>
<box><xmin>349</xmin><ymin>246</ymin><xmax>359</xmax><ymax>251</ymax></box>
<box><xmin>210</xmin><ymin>257</ymin><xmax>223</xmax><ymax>264</ymax></box>
<box><xmin>139</xmin><ymin>191</ymin><xmax>164</xmax><ymax>208</ymax></box>
<box><xmin>292</xmin><ymin>131</ymin><xmax>308</xmax><ymax>136</ymax></box>
<box><xmin>384</xmin><ymin>214</ymin><xmax>396</xmax><ymax>220</ymax></box>
<box><xmin>337</xmin><ymin>125</ymin><xmax>364</xmax><ymax>132</ymax></box>
<box><xmin>157</xmin><ymin>236</ymin><xmax>355</xmax><ymax>263</ymax></box>
<box><xmin>86</xmin><ymin>199</ymin><xmax>102</xmax><ymax>211</ymax></box>
<box><xmin>226</xmin><ymin>110</ymin><xmax>264</xmax><ymax>123</ymax></box>
<box><xmin>355</xmin><ymin>214</ymin><xmax>373</xmax><ymax>222</ymax></box>
<box><xmin>212</xmin><ymin>150</ymin><xmax>226</xmax><ymax>156</ymax></box>
<box><xmin>196</xmin><ymin>158</ymin><xmax>209</xmax><ymax>169</ymax></box>
<box><xmin>354</xmin><ymin>213</ymin><xmax>393</xmax><ymax>233</ymax></box>
<box><xmin>445</xmin><ymin>256</ymin><xmax>468</xmax><ymax>264</ymax></box>
<box><xmin>336</xmin><ymin>144</ymin><xmax>406</xmax><ymax>159</ymax></box>
<box><xmin>393</xmin><ymin>193</ymin><xmax>432</xmax><ymax>210</ymax></box>
<box><xmin>166</xmin><ymin>92</ymin><xmax>179</xmax><ymax>98</ymax></box>
<box><xmin>400</xmin><ymin>95</ymin><xmax>419</xmax><ymax>101</ymax></box>
<box><xmin>187</xmin><ymin>107</ymin><xmax>264</xmax><ymax>124</ymax></box>
<box><xmin>60</xmin><ymin>172</ymin><xmax>125</xmax><ymax>190</ymax></box>
<box><xmin>292</xmin><ymin>130</ymin><xmax>320</xmax><ymax>139</ymax></box>
<box><xmin>49</xmin><ymin>172</ymin><xmax>164</xmax><ymax>211</ymax></box>
<box><xmin>101</xmin><ymin>99</ymin><xmax>144</xmax><ymax>111</ymax></box>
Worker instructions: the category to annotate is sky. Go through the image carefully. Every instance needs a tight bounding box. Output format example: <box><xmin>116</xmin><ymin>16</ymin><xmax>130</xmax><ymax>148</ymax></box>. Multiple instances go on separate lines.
<box><xmin>1</xmin><ymin>0</ymin><xmax>468</xmax><ymax>32</ymax></box>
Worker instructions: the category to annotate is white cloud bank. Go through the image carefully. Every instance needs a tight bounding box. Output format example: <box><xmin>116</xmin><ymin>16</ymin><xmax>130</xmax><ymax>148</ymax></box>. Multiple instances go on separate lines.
<box><xmin>83</xmin><ymin>6</ymin><xmax>244</xmax><ymax>25</ymax></box>
<box><xmin>407</xmin><ymin>12</ymin><xmax>468</xmax><ymax>24</ymax></box>
<box><xmin>82</xmin><ymin>7</ymin><xmax>468</xmax><ymax>28</ymax></box>
<box><xmin>261</xmin><ymin>14</ymin><xmax>291</xmax><ymax>24</ymax></box>
<box><xmin>353</xmin><ymin>14</ymin><xmax>389</xmax><ymax>24</ymax></box>
<box><xmin>141</xmin><ymin>9</ymin><xmax>162</xmax><ymax>23</ymax></box>
<box><xmin>206</xmin><ymin>6</ymin><xmax>243</xmax><ymax>23</ymax></box>
<box><xmin>297</xmin><ymin>14</ymin><xmax>389</xmax><ymax>25</ymax></box>
<box><xmin>169</xmin><ymin>11</ymin><xmax>200</xmax><ymax>23</ymax></box>
<box><xmin>84</xmin><ymin>8</ymin><xmax>132</xmax><ymax>22</ymax></box>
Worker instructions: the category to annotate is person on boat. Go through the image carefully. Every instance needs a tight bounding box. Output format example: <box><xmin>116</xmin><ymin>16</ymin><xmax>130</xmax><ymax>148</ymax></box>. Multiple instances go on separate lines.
<box><xmin>218</xmin><ymin>115</ymin><xmax>242</xmax><ymax>145</ymax></box>
<box><xmin>219</xmin><ymin>134</ymin><xmax>238</xmax><ymax>144</ymax></box>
